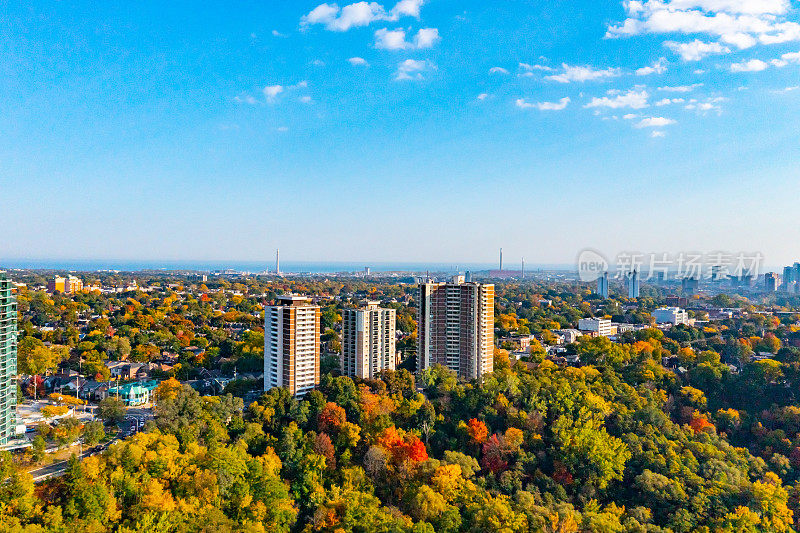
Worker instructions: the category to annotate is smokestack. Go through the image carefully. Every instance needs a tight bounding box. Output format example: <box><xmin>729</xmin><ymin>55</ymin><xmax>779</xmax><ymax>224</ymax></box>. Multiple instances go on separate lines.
<box><xmin>276</xmin><ymin>249</ymin><xmax>280</xmax><ymax>275</ymax></box>
<box><xmin>521</xmin><ymin>257</ymin><xmax>525</xmax><ymax>279</ymax></box>
<box><xmin>500</xmin><ymin>248</ymin><xmax>503</xmax><ymax>272</ymax></box>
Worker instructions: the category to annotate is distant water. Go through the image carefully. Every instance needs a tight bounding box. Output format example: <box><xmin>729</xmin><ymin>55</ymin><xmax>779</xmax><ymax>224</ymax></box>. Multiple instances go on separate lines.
<box><xmin>0</xmin><ymin>258</ymin><xmax>573</xmax><ymax>274</ymax></box>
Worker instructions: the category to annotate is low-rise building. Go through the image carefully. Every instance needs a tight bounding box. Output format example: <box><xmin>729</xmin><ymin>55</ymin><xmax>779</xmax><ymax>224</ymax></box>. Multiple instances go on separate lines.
<box><xmin>554</xmin><ymin>329</ymin><xmax>583</xmax><ymax>344</ymax></box>
<box><xmin>111</xmin><ymin>380</ymin><xmax>160</xmax><ymax>406</ymax></box>
<box><xmin>577</xmin><ymin>318</ymin><xmax>613</xmax><ymax>337</ymax></box>
<box><xmin>106</xmin><ymin>361</ymin><xmax>149</xmax><ymax>380</ymax></box>
<box><xmin>47</xmin><ymin>275</ymin><xmax>84</xmax><ymax>294</ymax></box>
<box><xmin>497</xmin><ymin>335</ymin><xmax>533</xmax><ymax>350</ymax></box>
<box><xmin>653</xmin><ymin>307</ymin><xmax>689</xmax><ymax>325</ymax></box>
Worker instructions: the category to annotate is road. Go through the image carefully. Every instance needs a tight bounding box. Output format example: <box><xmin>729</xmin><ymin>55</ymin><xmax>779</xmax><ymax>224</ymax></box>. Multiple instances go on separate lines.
<box><xmin>28</xmin><ymin>442</ymin><xmax>111</xmax><ymax>483</ymax></box>
<box><xmin>29</xmin><ymin>410</ymin><xmax>153</xmax><ymax>483</ymax></box>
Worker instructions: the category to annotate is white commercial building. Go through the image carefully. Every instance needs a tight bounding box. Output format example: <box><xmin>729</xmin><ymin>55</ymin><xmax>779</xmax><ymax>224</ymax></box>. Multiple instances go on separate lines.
<box><xmin>264</xmin><ymin>295</ymin><xmax>320</xmax><ymax>397</ymax></box>
<box><xmin>578</xmin><ymin>318</ymin><xmax>613</xmax><ymax>337</ymax></box>
<box><xmin>341</xmin><ymin>301</ymin><xmax>396</xmax><ymax>379</ymax></box>
<box><xmin>653</xmin><ymin>307</ymin><xmax>689</xmax><ymax>325</ymax></box>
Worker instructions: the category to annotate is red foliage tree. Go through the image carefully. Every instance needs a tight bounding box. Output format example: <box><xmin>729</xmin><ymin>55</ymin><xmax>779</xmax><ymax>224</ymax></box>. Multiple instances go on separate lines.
<box><xmin>481</xmin><ymin>434</ymin><xmax>508</xmax><ymax>473</ymax></box>
<box><xmin>318</xmin><ymin>402</ymin><xmax>347</xmax><ymax>434</ymax></box>
<box><xmin>313</xmin><ymin>432</ymin><xmax>336</xmax><ymax>471</ymax></box>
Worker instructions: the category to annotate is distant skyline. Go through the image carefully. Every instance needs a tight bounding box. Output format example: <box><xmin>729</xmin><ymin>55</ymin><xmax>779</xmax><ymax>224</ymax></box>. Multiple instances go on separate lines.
<box><xmin>2</xmin><ymin>1</ymin><xmax>800</xmax><ymax>266</ymax></box>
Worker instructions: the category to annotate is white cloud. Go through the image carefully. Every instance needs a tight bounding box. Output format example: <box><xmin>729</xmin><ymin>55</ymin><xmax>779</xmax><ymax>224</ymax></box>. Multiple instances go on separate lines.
<box><xmin>299</xmin><ymin>96</ymin><xmax>313</xmax><ymax>103</ymax></box>
<box><xmin>537</xmin><ymin>97</ymin><xmax>571</xmax><ymax>110</ymax></box>
<box><xmin>264</xmin><ymin>85</ymin><xmax>284</xmax><ymax>101</ymax></box>
<box><xmin>584</xmin><ymin>89</ymin><xmax>650</xmax><ymax>109</ymax></box>
<box><xmin>375</xmin><ymin>28</ymin><xmax>409</xmax><ymax>48</ymax></box>
<box><xmin>301</xmin><ymin>0</ymin><xmax>424</xmax><ymax>32</ymax></box>
<box><xmin>477</xmin><ymin>93</ymin><xmax>489</xmax><ymax>100</ymax></box>
<box><xmin>623</xmin><ymin>113</ymin><xmax>639</xmax><ymax>119</ymax></box>
<box><xmin>271</xmin><ymin>30</ymin><xmax>286</xmax><ymax>38</ymax></box>
<box><xmin>277</xmin><ymin>126</ymin><xmax>289</xmax><ymax>132</ymax></box>
<box><xmin>776</xmin><ymin>50</ymin><xmax>800</xmax><ymax>65</ymax></box>
<box><xmin>658</xmin><ymin>83</ymin><xmax>703</xmax><ymax>92</ymax></box>
<box><xmin>374</xmin><ymin>27</ymin><xmax>439</xmax><ymax>49</ymax></box>
<box><xmin>394</xmin><ymin>59</ymin><xmax>435</xmax><ymax>80</ymax></box>
<box><xmin>668</xmin><ymin>0</ymin><xmax>789</xmax><ymax>15</ymax></box>
<box><xmin>636</xmin><ymin>58</ymin><xmax>668</xmax><ymax>75</ymax></box>
<box><xmin>655</xmin><ymin>97</ymin><xmax>685</xmax><ymax>105</ymax></box>
<box><xmin>414</xmin><ymin>27</ymin><xmax>440</xmax><ymax>48</ymax></box>
<box><xmin>515</xmin><ymin>97</ymin><xmax>571</xmax><ymax>110</ymax></box>
<box><xmin>301</xmin><ymin>3</ymin><xmax>340</xmax><ymax>29</ymax></box>
<box><xmin>391</xmin><ymin>0</ymin><xmax>424</xmax><ymax>18</ymax></box>
<box><xmin>329</xmin><ymin>2</ymin><xmax>386</xmax><ymax>31</ymax></box>
<box><xmin>685</xmin><ymin>96</ymin><xmax>726</xmax><ymax>112</ymax></box>
<box><xmin>730</xmin><ymin>58</ymin><xmax>769</xmax><ymax>71</ymax></box>
<box><xmin>759</xmin><ymin>23</ymin><xmax>800</xmax><ymax>44</ymax></box>
<box><xmin>348</xmin><ymin>56</ymin><xmax>369</xmax><ymax>66</ymax></box>
<box><xmin>546</xmin><ymin>63</ymin><xmax>621</xmax><ymax>83</ymax></box>
<box><xmin>234</xmin><ymin>94</ymin><xmax>260</xmax><ymax>105</ymax></box>
<box><xmin>721</xmin><ymin>32</ymin><xmax>758</xmax><ymax>48</ymax></box>
<box><xmin>520</xmin><ymin>63</ymin><xmax>555</xmax><ymax>72</ymax></box>
<box><xmin>664</xmin><ymin>39</ymin><xmax>730</xmax><ymax>60</ymax></box>
<box><xmin>606</xmin><ymin>0</ymin><xmax>800</xmax><ymax>48</ymax></box>
<box><xmin>773</xmin><ymin>85</ymin><xmax>800</xmax><ymax>93</ymax></box>
<box><xmin>635</xmin><ymin>116</ymin><xmax>677</xmax><ymax>127</ymax></box>
<box><xmin>651</xmin><ymin>130</ymin><xmax>666</xmax><ymax>137</ymax></box>
<box><xmin>311</xmin><ymin>59</ymin><xmax>325</xmax><ymax>66</ymax></box>
<box><xmin>489</xmin><ymin>67</ymin><xmax>509</xmax><ymax>74</ymax></box>
<box><xmin>237</xmin><ymin>83</ymin><xmax>307</xmax><ymax>105</ymax></box>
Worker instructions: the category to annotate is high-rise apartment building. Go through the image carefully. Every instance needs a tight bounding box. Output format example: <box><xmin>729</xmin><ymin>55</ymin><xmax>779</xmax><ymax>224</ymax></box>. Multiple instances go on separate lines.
<box><xmin>765</xmin><ymin>272</ymin><xmax>779</xmax><ymax>292</ymax></box>
<box><xmin>0</xmin><ymin>273</ymin><xmax>18</xmax><ymax>446</ymax></box>
<box><xmin>597</xmin><ymin>271</ymin><xmax>609</xmax><ymax>299</ymax></box>
<box><xmin>783</xmin><ymin>266</ymin><xmax>794</xmax><ymax>292</ymax></box>
<box><xmin>264</xmin><ymin>295</ymin><xmax>320</xmax><ymax>397</ymax></box>
<box><xmin>794</xmin><ymin>263</ymin><xmax>800</xmax><ymax>294</ymax></box>
<box><xmin>682</xmin><ymin>276</ymin><xmax>699</xmax><ymax>295</ymax></box>
<box><xmin>417</xmin><ymin>275</ymin><xmax>494</xmax><ymax>380</ymax></box>
<box><xmin>627</xmin><ymin>270</ymin><xmax>640</xmax><ymax>298</ymax></box>
<box><xmin>341</xmin><ymin>301</ymin><xmax>396</xmax><ymax>379</ymax></box>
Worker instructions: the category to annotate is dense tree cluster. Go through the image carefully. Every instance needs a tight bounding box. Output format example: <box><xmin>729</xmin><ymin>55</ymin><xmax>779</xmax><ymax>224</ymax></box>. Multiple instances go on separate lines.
<box><xmin>3</xmin><ymin>352</ymin><xmax>799</xmax><ymax>532</ymax></box>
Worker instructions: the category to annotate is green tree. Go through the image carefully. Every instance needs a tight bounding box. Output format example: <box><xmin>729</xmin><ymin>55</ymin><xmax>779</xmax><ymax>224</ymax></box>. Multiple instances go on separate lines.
<box><xmin>97</xmin><ymin>396</ymin><xmax>126</xmax><ymax>424</ymax></box>
<box><xmin>83</xmin><ymin>420</ymin><xmax>106</xmax><ymax>446</ymax></box>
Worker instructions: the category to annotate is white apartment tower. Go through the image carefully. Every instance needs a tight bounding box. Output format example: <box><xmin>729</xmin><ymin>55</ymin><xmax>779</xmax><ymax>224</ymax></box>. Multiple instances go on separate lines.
<box><xmin>341</xmin><ymin>301</ymin><xmax>396</xmax><ymax>379</ymax></box>
<box><xmin>417</xmin><ymin>275</ymin><xmax>495</xmax><ymax>380</ymax></box>
<box><xmin>264</xmin><ymin>295</ymin><xmax>320</xmax><ymax>397</ymax></box>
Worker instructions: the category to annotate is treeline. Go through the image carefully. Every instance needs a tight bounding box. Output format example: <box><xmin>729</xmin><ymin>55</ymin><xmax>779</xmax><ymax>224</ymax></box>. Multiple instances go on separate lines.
<box><xmin>3</xmin><ymin>343</ymin><xmax>799</xmax><ymax>532</ymax></box>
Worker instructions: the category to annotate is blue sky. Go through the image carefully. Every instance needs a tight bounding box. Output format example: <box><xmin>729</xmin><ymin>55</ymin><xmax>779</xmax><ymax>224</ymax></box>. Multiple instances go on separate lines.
<box><xmin>1</xmin><ymin>0</ymin><xmax>800</xmax><ymax>268</ymax></box>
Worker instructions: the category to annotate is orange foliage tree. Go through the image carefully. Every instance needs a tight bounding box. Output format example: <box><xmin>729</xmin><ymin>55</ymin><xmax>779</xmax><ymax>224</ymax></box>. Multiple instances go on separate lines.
<box><xmin>376</xmin><ymin>426</ymin><xmax>428</xmax><ymax>464</ymax></box>
<box><xmin>466</xmin><ymin>418</ymin><xmax>488</xmax><ymax>444</ymax></box>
